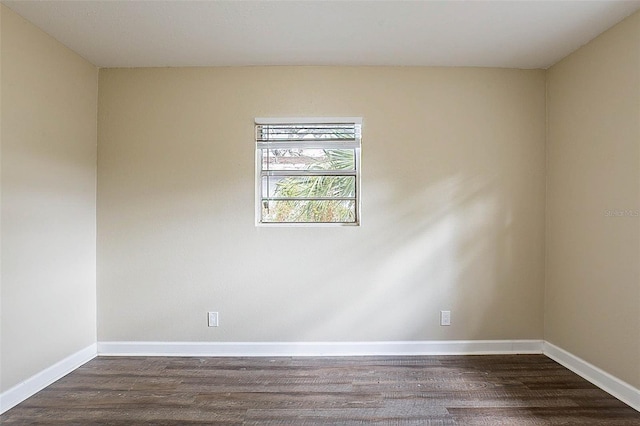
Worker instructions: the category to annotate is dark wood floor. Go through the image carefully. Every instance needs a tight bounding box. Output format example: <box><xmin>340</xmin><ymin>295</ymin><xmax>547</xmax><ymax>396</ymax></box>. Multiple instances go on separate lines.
<box><xmin>1</xmin><ymin>355</ymin><xmax>639</xmax><ymax>425</ymax></box>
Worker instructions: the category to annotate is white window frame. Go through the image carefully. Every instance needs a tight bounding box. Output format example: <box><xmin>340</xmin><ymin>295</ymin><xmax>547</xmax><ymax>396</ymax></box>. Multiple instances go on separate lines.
<box><xmin>255</xmin><ymin>117</ymin><xmax>362</xmax><ymax>226</ymax></box>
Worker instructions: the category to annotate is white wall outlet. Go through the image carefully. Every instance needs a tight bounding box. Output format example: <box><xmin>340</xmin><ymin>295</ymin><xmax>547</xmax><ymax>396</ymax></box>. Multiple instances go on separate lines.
<box><xmin>440</xmin><ymin>310</ymin><xmax>451</xmax><ymax>326</ymax></box>
<box><xmin>208</xmin><ymin>311</ymin><xmax>219</xmax><ymax>327</ymax></box>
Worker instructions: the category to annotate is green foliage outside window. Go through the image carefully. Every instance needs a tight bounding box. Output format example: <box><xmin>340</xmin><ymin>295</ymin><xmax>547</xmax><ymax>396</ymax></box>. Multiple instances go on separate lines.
<box><xmin>263</xmin><ymin>149</ymin><xmax>356</xmax><ymax>223</ymax></box>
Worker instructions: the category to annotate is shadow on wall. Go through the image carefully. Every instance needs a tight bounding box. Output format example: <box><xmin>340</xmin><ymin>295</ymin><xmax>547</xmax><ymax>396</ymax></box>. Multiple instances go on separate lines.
<box><xmin>99</xmin><ymin>168</ymin><xmax>538</xmax><ymax>342</ymax></box>
<box><xmin>236</xmin><ymin>172</ymin><xmax>523</xmax><ymax>341</ymax></box>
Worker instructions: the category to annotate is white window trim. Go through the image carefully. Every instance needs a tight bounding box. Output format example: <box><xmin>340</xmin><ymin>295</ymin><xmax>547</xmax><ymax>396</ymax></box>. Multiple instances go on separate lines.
<box><xmin>255</xmin><ymin>117</ymin><xmax>362</xmax><ymax>227</ymax></box>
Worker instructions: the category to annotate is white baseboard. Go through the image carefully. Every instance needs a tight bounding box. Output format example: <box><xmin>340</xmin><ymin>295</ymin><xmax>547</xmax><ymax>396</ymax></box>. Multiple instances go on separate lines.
<box><xmin>5</xmin><ymin>341</ymin><xmax>637</xmax><ymax>415</ymax></box>
<box><xmin>543</xmin><ymin>341</ymin><xmax>640</xmax><ymax>412</ymax></box>
<box><xmin>97</xmin><ymin>339</ymin><xmax>544</xmax><ymax>357</ymax></box>
<box><xmin>0</xmin><ymin>343</ymin><xmax>97</xmax><ymax>415</ymax></box>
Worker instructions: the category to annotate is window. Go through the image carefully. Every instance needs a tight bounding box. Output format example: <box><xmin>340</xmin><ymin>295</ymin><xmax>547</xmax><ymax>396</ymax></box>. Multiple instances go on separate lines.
<box><xmin>255</xmin><ymin>118</ymin><xmax>362</xmax><ymax>225</ymax></box>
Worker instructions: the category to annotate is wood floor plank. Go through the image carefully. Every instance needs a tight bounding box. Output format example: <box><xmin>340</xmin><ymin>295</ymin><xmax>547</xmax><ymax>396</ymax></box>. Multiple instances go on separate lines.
<box><xmin>1</xmin><ymin>355</ymin><xmax>638</xmax><ymax>424</ymax></box>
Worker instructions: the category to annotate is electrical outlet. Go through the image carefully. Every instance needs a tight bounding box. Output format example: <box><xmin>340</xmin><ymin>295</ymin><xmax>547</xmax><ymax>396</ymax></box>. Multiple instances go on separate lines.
<box><xmin>208</xmin><ymin>311</ymin><xmax>219</xmax><ymax>327</ymax></box>
<box><xmin>440</xmin><ymin>310</ymin><xmax>451</xmax><ymax>326</ymax></box>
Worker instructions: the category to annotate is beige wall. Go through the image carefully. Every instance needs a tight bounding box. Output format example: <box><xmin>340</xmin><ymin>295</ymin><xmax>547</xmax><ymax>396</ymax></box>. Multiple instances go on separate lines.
<box><xmin>546</xmin><ymin>11</ymin><xmax>640</xmax><ymax>389</ymax></box>
<box><xmin>0</xmin><ymin>4</ymin><xmax>3</xmax><ymax>390</ymax></box>
<box><xmin>97</xmin><ymin>67</ymin><xmax>546</xmax><ymax>342</ymax></box>
<box><xmin>2</xmin><ymin>0</ymin><xmax>638</xmax><ymax>405</ymax></box>
<box><xmin>0</xmin><ymin>0</ymin><xmax>637</xmax><ymax>408</ymax></box>
<box><xmin>0</xmin><ymin>5</ymin><xmax>98</xmax><ymax>392</ymax></box>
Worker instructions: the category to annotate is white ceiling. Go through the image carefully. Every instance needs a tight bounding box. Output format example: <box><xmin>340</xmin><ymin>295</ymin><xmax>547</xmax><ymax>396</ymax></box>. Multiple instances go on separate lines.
<box><xmin>3</xmin><ymin>0</ymin><xmax>640</xmax><ymax>69</ymax></box>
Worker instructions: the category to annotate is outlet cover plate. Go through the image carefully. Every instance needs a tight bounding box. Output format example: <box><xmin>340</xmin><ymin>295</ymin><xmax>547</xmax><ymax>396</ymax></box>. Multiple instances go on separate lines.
<box><xmin>208</xmin><ymin>311</ymin><xmax>219</xmax><ymax>327</ymax></box>
<box><xmin>440</xmin><ymin>310</ymin><xmax>451</xmax><ymax>326</ymax></box>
